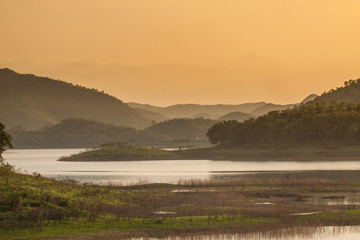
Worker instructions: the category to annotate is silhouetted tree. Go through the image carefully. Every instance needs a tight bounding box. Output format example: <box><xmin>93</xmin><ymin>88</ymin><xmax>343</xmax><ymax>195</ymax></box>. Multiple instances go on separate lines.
<box><xmin>0</xmin><ymin>123</ymin><xmax>12</xmax><ymax>157</ymax></box>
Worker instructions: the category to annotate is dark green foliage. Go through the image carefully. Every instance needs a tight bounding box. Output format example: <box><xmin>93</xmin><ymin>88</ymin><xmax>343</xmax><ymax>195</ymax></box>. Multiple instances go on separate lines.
<box><xmin>0</xmin><ymin>68</ymin><xmax>152</xmax><ymax>130</ymax></box>
<box><xmin>10</xmin><ymin>119</ymin><xmax>137</xmax><ymax>148</ymax></box>
<box><xmin>139</xmin><ymin>118</ymin><xmax>217</xmax><ymax>146</ymax></box>
<box><xmin>207</xmin><ymin>102</ymin><xmax>360</xmax><ymax>148</ymax></box>
<box><xmin>206</xmin><ymin>120</ymin><xmax>242</xmax><ymax>145</ymax></box>
<box><xmin>143</xmin><ymin>117</ymin><xmax>217</xmax><ymax>140</ymax></box>
<box><xmin>0</xmin><ymin>123</ymin><xmax>12</xmax><ymax>155</ymax></box>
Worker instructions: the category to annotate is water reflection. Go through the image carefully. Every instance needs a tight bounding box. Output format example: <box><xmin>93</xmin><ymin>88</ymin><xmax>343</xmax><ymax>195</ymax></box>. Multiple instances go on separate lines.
<box><xmin>133</xmin><ymin>226</ymin><xmax>360</xmax><ymax>240</ymax></box>
<box><xmin>307</xmin><ymin>193</ymin><xmax>360</xmax><ymax>206</ymax></box>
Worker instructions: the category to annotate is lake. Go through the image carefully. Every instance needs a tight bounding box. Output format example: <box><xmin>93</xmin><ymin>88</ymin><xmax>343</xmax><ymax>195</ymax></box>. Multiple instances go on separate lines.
<box><xmin>3</xmin><ymin>149</ymin><xmax>360</xmax><ymax>185</ymax></box>
<box><xmin>146</xmin><ymin>226</ymin><xmax>360</xmax><ymax>240</ymax></box>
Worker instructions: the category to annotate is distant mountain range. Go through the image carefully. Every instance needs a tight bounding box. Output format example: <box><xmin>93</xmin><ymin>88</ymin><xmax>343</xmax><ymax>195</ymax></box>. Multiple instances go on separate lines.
<box><xmin>0</xmin><ymin>68</ymin><xmax>152</xmax><ymax>130</ymax></box>
<box><xmin>0</xmin><ymin>68</ymin><xmax>311</xmax><ymax>133</ymax></box>
<box><xmin>127</xmin><ymin>102</ymin><xmax>297</xmax><ymax>120</ymax></box>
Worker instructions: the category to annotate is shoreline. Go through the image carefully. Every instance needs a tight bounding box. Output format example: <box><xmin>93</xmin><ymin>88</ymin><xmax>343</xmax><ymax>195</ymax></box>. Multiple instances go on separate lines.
<box><xmin>59</xmin><ymin>146</ymin><xmax>360</xmax><ymax>162</ymax></box>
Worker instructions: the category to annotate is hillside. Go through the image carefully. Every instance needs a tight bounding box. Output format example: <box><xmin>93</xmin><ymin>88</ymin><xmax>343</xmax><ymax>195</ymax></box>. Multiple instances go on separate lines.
<box><xmin>218</xmin><ymin>112</ymin><xmax>253</xmax><ymax>122</ymax></box>
<box><xmin>0</xmin><ymin>68</ymin><xmax>152</xmax><ymax>130</ymax></box>
<box><xmin>301</xmin><ymin>94</ymin><xmax>318</xmax><ymax>104</ymax></box>
<box><xmin>9</xmin><ymin>119</ymin><xmax>137</xmax><ymax>148</ymax></box>
<box><xmin>137</xmin><ymin>118</ymin><xmax>218</xmax><ymax>146</ymax></box>
<box><xmin>207</xmin><ymin>102</ymin><xmax>360</xmax><ymax>148</ymax></box>
<box><xmin>311</xmin><ymin>78</ymin><xmax>360</xmax><ymax>104</ymax></box>
<box><xmin>133</xmin><ymin>108</ymin><xmax>168</xmax><ymax>123</ymax></box>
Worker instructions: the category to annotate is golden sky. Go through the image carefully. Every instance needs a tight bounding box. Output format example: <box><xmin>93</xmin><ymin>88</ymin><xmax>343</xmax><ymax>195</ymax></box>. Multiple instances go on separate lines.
<box><xmin>1</xmin><ymin>0</ymin><xmax>360</xmax><ymax>106</ymax></box>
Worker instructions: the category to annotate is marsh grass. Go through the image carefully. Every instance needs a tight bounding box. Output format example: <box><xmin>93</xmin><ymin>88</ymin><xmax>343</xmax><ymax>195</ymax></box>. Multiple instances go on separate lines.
<box><xmin>1</xmin><ymin>160</ymin><xmax>360</xmax><ymax>239</ymax></box>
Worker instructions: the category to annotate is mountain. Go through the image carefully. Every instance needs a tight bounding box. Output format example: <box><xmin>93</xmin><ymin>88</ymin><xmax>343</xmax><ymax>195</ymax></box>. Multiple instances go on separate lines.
<box><xmin>133</xmin><ymin>108</ymin><xmax>168</xmax><ymax>123</ymax></box>
<box><xmin>10</xmin><ymin>119</ymin><xmax>137</xmax><ymax>148</ymax></box>
<box><xmin>218</xmin><ymin>112</ymin><xmax>253</xmax><ymax>122</ymax></box>
<box><xmin>249</xmin><ymin>103</ymin><xmax>296</xmax><ymax>116</ymax></box>
<box><xmin>301</xmin><ymin>94</ymin><xmax>318</xmax><ymax>104</ymax></box>
<box><xmin>127</xmin><ymin>102</ymin><xmax>268</xmax><ymax>119</ymax></box>
<box><xmin>0</xmin><ymin>68</ymin><xmax>152</xmax><ymax>130</ymax></box>
<box><xmin>311</xmin><ymin>79</ymin><xmax>360</xmax><ymax>104</ymax></box>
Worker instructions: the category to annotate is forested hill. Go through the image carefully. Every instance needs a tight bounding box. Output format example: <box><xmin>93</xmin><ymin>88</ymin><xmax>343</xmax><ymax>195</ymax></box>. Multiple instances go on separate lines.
<box><xmin>311</xmin><ymin>79</ymin><xmax>360</xmax><ymax>104</ymax></box>
<box><xmin>10</xmin><ymin>117</ymin><xmax>217</xmax><ymax>148</ymax></box>
<box><xmin>142</xmin><ymin>117</ymin><xmax>217</xmax><ymax>141</ymax></box>
<box><xmin>207</xmin><ymin>102</ymin><xmax>360</xmax><ymax>148</ymax></box>
<box><xmin>10</xmin><ymin>119</ymin><xmax>137</xmax><ymax>148</ymax></box>
<box><xmin>0</xmin><ymin>68</ymin><xmax>152</xmax><ymax>130</ymax></box>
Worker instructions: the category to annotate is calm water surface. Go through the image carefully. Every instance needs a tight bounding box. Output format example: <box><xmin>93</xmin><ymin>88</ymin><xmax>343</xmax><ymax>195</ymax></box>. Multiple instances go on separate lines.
<box><xmin>146</xmin><ymin>226</ymin><xmax>360</xmax><ymax>240</ymax></box>
<box><xmin>3</xmin><ymin>149</ymin><xmax>360</xmax><ymax>185</ymax></box>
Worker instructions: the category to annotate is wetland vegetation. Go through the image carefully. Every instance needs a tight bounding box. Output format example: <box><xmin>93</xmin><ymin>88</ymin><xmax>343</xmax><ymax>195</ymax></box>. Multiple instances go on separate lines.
<box><xmin>1</xmin><ymin>158</ymin><xmax>360</xmax><ymax>239</ymax></box>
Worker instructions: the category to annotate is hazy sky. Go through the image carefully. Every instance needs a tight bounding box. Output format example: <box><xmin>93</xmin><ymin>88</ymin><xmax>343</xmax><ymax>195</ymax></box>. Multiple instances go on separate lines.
<box><xmin>1</xmin><ymin>1</ymin><xmax>360</xmax><ymax>106</ymax></box>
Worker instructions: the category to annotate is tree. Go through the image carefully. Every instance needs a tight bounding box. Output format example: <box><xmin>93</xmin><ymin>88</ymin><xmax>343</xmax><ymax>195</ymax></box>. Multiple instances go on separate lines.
<box><xmin>0</xmin><ymin>123</ymin><xmax>12</xmax><ymax>157</ymax></box>
<box><xmin>206</xmin><ymin>120</ymin><xmax>241</xmax><ymax>145</ymax></box>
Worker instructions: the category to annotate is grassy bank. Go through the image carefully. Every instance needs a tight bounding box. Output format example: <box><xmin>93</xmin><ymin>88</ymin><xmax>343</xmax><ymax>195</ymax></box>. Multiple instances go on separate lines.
<box><xmin>59</xmin><ymin>142</ymin><xmax>360</xmax><ymax>161</ymax></box>
<box><xmin>1</xmin><ymin>159</ymin><xmax>360</xmax><ymax>239</ymax></box>
<box><xmin>59</xmin><ymin>142</ymin><xmax>182</xmax><ymax>162</ymax></box>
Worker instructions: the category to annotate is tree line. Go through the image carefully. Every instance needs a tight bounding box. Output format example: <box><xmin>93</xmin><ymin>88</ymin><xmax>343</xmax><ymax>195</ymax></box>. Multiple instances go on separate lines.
<box><xmin>0</xmin><ymin>123</ymin><xmax>12</xmax><ymax>157</ymax></box>
<box><xmin>207</xmin><ymin>102</ymin><xmax>360</xmax><ymax>148</ymax></box>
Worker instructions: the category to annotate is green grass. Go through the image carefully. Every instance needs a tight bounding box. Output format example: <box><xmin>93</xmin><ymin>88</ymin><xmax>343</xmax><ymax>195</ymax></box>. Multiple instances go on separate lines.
<box><xmin>60</xmin><ymin>142</ymin><xmax>181</xmax><ymax>161</ymax></box>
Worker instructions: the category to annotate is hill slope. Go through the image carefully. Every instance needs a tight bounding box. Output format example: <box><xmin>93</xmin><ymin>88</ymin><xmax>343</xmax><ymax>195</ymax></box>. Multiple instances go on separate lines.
<box><xmin>311</xmin><ymin>79</ymin><xmax>360</xmax><ymax>104</ymax></box>
<box><xmin>207</xmin><ymin>102</ymin><xmax>360</xmax><ymax>149</ymax></box>
<box><xmin>0</xmin><ymin>68</ymin><xmax>152</xmax><ymax>130</ymax></box>
<box><xmin>301</xmin><ymin>94</ymin><xmax>318</xmax><ymax>104</ymax></box>
<box><xmin>250</xmin><ymin>103</ymin><xmax>296</xmax><ymax>116</ymax></box>
<box><xmin>9</xmin><ymin>119</ymin><xmax>137</xmax><ymax>148</ymax></box>
<box><xmin>137</xmin><ymin>118</ymin><xmax>217</xmax><ymax>146</ymax></box>
<box><xmin>133</xmin><ymin>108</ymin><xmax>168</xmax><ymax>123</ymax></box>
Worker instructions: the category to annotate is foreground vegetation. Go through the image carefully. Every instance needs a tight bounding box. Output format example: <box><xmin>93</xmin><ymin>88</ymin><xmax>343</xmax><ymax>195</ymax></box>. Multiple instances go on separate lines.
<box><xmin>1</xmin><ymin>159</ymin><xmax>360</xmax><ymax>239</ymax></box>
